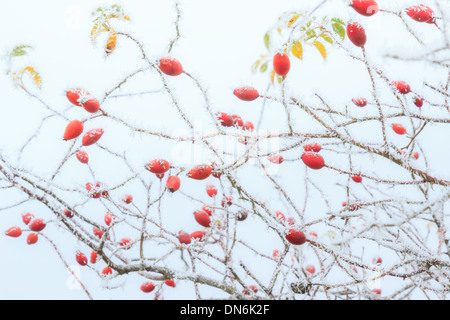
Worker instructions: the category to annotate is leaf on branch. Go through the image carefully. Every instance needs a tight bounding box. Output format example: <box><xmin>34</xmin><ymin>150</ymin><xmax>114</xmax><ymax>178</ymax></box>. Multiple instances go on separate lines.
<box><xmin>291</xmin><ymin>41</ymin><xmax>303</xmax><ymax>60</ymax></box>
<box><xmin>9</xmin><ymin>45</ymin><xmax>32</xmax><ymax>58</ymax></box>
<box><xmin>264</xmin><ymin>32</ymin><xmax>271</xmax><ymax>50</ymax></box>
<box><xmin>313</xmin><ymin>40</ymin><xmax>327</xmax><ymax>59</ymax></box>
<box><xmin>331</xmin><ymin>18</ymin><xmax>346</xmax><ymax>41</ymax></box>
<box><xmin>321</xmin><ymin>33</ymin><xmax>333</xmax><ymax>44</ymax></box>
<box><xmin>105</xmin><ymin>29</ymin><xmax>118</xmax><ymax>56</ymax></box>
<box><xmin>12</xmin><ymin>66</ymin><xmax>42</xmax><ymax>89</ymax></box>
<box><xmin>260</xmin><ymin>61</ymin><xmax>268</xmax><ymax>73</ymax></box>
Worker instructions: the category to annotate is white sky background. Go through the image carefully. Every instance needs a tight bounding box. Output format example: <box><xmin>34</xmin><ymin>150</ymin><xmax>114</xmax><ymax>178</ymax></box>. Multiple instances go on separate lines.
<box><xmin>0</xmin><ymin>0</ymin><xmax>449</xmax><ymax>299</ymax></box>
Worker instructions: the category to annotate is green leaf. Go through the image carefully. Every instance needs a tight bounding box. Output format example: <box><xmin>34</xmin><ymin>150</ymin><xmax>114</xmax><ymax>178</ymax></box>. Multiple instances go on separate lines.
<box><xmin>264</xmin><ymin>32</ymin><xmax>270</xmax><ymax>50</ymax></box>
<box><xmin>331</xmin><ymin>18</ymin><xmax>345</xmax><ymax>26</ymax></box>
<box><xmin>10</xmin><ymin>45</ymin><xmax>32</xmax><ymax>57</ymax></box>
<box><xmin>260</xmin><ymin>61</ymin><xmax>268</xmax><ymax>73</ymax></box>
<box><xmin>332</xmin><ymin>23</ymin><xmax>346</xmax><ymax>41</ymax></box>
<box><xmin>321</xmin><ymin>33</ymin><xmax>333</xmax><ymax>44</ymax></box>
<box><xmin>251</xmin><ymin>59</ymin><xmax>261</xmax><ymax>73</ymax></box>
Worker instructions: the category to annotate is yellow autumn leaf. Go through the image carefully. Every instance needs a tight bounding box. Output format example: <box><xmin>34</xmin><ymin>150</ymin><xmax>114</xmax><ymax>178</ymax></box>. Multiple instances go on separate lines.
<box><xmin>313</xmin><ymin>40</ymin><xmax>327</xmax><ymax>60</ymax></box>
<box><xmin>287</xmin><ymin>14</ymin><xmax>300</xmax><ymax>27</ymax></box>
<box><xmin>270</xmin><ymin>69</ymin><xmax>276</xmax><ymax>84</ymax></box>
<box><xmin>105</xmin><ymin>29</ymin><xmax>117</xmax><ymax>56</ymax></box>
<box><xmin>13</xmin><ymin>66</ymin><xmax>42</xmax><ymax>89</ymax></box>
<box><xmin>291</xmin><ymin>41</ymin><xmax>303</xmax><ymax>60</ymax></box>
<box><xmin>91</xmin><ymin>21</ymin><xmax>109</xmax><ymax>42</ymax></box>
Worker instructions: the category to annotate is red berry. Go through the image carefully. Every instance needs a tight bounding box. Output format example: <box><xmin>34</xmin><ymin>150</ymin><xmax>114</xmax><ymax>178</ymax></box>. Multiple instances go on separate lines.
<box><xmin>190</xmin><ymin>231</ymin><xmax>206</xmax><ymax>241</ymax></box>
<box><xmin>76</xmin><ymin>150</ymin><xmax>89</xmax><ymax>164</ymax></box>
<box><xmin>122</xmin><ymin>194</ymin><xmax>133</xmax><ymax>204</ymax></box>
<box><xmin>414</xmin><ymin>97</ymin><xmax>424</xmax><ymax>107</ymax></box>
<box><xmin>273</xmin><ymin>52</ymin><xmax>291</xmax><ymax>76</ymax></box>
<box><xmin>406</xmin><ymin>5</ymin><xmax>436</xmax><ymax>24</ymax></box>
<box><xmin>221</xmin><ymin>196</ymin><xmax>233</xmax><ymax>207</ymax></box>
<box><xmin>22</xmin><ymin>212</ymin><xmax>34</xmax><ymax>225</ymax></box>
<box><xmin>243</xmin><ymin>285</ymin><xmax>258</xmax><ymax>295</ymax></box>
<box><xmin>82</xmin><ymin>128</ymin><xmax>104</xmax><ymax>146</ymax></box>
<box><xmin>273</xmin><ymin>249</ymin><xmax>280</xmax><ymax>258</ymax></box>
<box><xmin>147</xmin><ymin>159</ymin><xmax>170</xmax><ymax>174</ymax></box>
<box><xmin>90</xmin><ymin>251</ymin><xmax>98</xmax><ymax>264</ymax></box>
<box><xmin>269</xmin><ymin>154</ymin><xmax>283</xmax><ymax>164</ymax></box>
<box><xmin>27</xmin><ymin>233</ymin><xmax>39</xmax><ymax>245</ymax></box>
<box><xmin>102</xmin><ymin>267</ymin><xmax>113</xmax><ymax>276</ymax></box>
<box><xmin>93</xmin><ymin>227</ymin><xmax>105</xmax><ymax>239</ymax></box>
<box><xmin>350</xmin><ymin>0</ymin><xmax>379</xmax><ymax>16</ymax></box>
<box><xmin>105</xmin><ymin>212</ymin><xmax>114</xmax><ymax>226</ymax></box>
<box><xmin>234</xmin><ymin>86</ymin><xmax>259</xmax><ymax>101</ymax></box>
<box><xmin>372</xmin><ymin>256</ymin><xmax>382</xmax><ymax>265</ymax></box>
<box><xmin>5</xmin><ymin>226</ymin><xmax>22</xmax><ymax>238</ymax></box>
<box><xmin>29</xmin><ymin>219</ymin><xmax>46</xmax><ymax>232</ymax></box>
<box><xmin>202</xmin><ymin>205</ymin><xmax>212</xmax><ymax>216</ymax></box>
<box><xmin>347</xmin><ymin>22</ymin><xmax>367</xmax><ymax>47</ymax></box>
<box><xmin>393</xmin><ymin>81</ymin><xmax>411</xmax><ymax>94</ymax></box>
<box><xmin>63</xmin><ymin>120</ymin><xmax>84</xmax><ymax>141</ymax></box>
<box><xmin>140</xmin><ymin>281</ymin><xmax>155</xmax><ymax>293</ymax></box>
<box><xmin>243</xmin><ymin>121</ymin><xmax>255</xmax><ymax>132</ymax></box>
<box><xmin>120</xmin><ymin>237</ymin><xmax>132</xmax><ymax>249</ymax></box>
<box><xmin>232</xmin><ymin>115</ymin><xmax>244</xmax><ymax>128</ymax></box>
<box><xmin>206</xmin><ymin>184</ymin><xmax>218</xmax><ymax>197</ymax></box>
<box><xmin>166</xmin><ymin>175</ymin><xmax>181</xmax><ymax>192</ymax></box>
<box><xmin>188</xmin><ymin>165</ymin><xmax>212</xmax><ymax>180</ymax></box>
<box><xmin>305</xmin><ymin>265</ymin><xmax>316</xmax><ymax>274</ymax></box>
<box><xmin>303</xmin><ymin>143</ymin><xmax>322</xmax><ymax>153</ymax></box>
<box><xmin>275</xmin><ymin>211</ymin><xmax>286</xmax><ymax>222</ymax></box>
<box><xmin>413</xmin><ymin>152</ymin><xmax>419</xmax><ymax>160</ymax></box>
<box><xmin>64</xmin><ymin>209</ymin><xmax>74</xmax><ymax>218</ymax></box>
<box><xmin>86</xmin><ymin>182</ymin><xmax>102</xmax><ymax>199</ymax></box>
<box><xmin>178</xmin><ymin>230</ymin><xmax>192</xmax><ymax>245</ymax></box>
<box><xmin>194</xmin><ymin>210</ymin><xmax>211</xmax><ymax>228</ymax></box>
<box><xmin>217</xmin><ymin>112</ymin><xmax>234</xmax><ymax>127</ymax></box>
<box><xmin>301</xmin><ymin>152</ymin><xmax>325</xmax><ymax>170</ymax></box>
<box><xmin>165</xmin><ymin>279</ymin><xmax>176</xmax><ymax>287</ymax></box>
<box><xmin>352</xmin><ymin>175</ymin><xmax>363</xmax><ymax>183</ymax></box>
<box><xmin>76</xmin><ymin>252</ymin><xmax>88</xmax><ymax>266</ymax></box>
<box><xmin>392</xmin><ymin>123</ymin><xmax>407</xmax><ymax>135</ymax></box>
<box><xmin>82</xmin><ymin>97</ymin><xmax>100</xmax><ymax>113</ymax></box>
<box><xmin>372</xmin><ymin>288</ymin><xmax>381</xmax><ymax>295</ymax></box>
<box><xmin>343</xmin><ymin>201</ymin><xmax>361</xmax><ymax>211</ymax></box>
<box><xmin>285</xmin><ymin>229</ymin><xmax>307</xmax><ymax>245</ymax></box>
<box><xmin>159</xmin><ymin>57</ymin><xmax>183</xmax><ymax>76</ymax></box>
<box><xmin>66</xmin><ymin>88</ymin><xmax>91</xmax><ymax>107</ymax></box>
<box><xmin>352</xmin><ymin>97</ymin><xmax>367</xmax><ymax>107</ymax></box>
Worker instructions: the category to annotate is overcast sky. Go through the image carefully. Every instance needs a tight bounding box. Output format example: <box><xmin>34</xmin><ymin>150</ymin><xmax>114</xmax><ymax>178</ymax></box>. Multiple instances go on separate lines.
<box><xmin>1</xmin><ymin>0</ymin><xmax>449</xmax><ymax>300</ymax></box>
